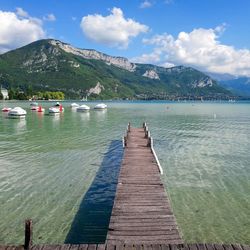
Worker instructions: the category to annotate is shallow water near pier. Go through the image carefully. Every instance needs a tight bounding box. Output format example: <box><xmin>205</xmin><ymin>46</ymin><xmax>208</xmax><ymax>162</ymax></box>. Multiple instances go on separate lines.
<box><xmin>0</xmin><ymin>101</ymin><xmax>250</xmax><ymax>244</ymax></box>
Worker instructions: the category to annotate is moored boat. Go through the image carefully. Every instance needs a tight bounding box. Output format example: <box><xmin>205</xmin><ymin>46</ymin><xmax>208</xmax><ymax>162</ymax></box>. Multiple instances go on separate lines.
<box><xmin>30</xmin><ymin>102</ymin><xmax>38</xmax><ymax>107</ymax></box>
<box><xmin>2</xmin><ymin>107</ymin><xmax>11</xmax><ymax>112</ymax></box>
<box><xmin>48</xmin><ymin>107</ymin><xmax>60</xmax><ymax>114</ymax></box>
<box><xmin>8</xmin><ymin>107</ymin><xmax>27</xmax><ymax>118</ymax></box>
<box><xmin>76</xmin><ymin>104</ymin><xmax>90</xmax><ymax>112</ymax></box>
<box><xmin>94</xmin><ymin>103</ymin><xmax>107</xmax><ymax>110</ymax></box>
<box><xmin>48</xmin><ymin>104</ymin><xmax>64</xmax><ymax>114</ymax></box>
<box><xmin>71</xmin><ymin>103</ymin><xmax>80</xmax><ymax>108</ymax></box>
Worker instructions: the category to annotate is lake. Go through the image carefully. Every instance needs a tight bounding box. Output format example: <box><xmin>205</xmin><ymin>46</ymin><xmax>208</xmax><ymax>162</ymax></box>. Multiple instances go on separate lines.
<box><xmin>0</xmin><ymin>101</ymin><xmax>250</xmax><ymax>244</ymax></box>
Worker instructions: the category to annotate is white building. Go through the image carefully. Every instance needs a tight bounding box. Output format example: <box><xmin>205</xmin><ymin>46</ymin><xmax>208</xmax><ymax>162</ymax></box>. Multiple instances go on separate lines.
<box><xmin>0</xmin><ymin>87</ymin><xmax>9</xmax><ymax>99</ymax></box>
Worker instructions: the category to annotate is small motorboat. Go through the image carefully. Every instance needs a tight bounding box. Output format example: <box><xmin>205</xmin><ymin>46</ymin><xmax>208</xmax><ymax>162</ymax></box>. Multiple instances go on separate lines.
<box><xmin>30</xmin><ymin>102</ymin><xmax>38</xmax><ymax>107</ymax></box>
<box><xmin>94</xmin><ymin>103</ymin><xmax>107</xmax><ymax>110</ymax></box>
<box><xmin>48</xmin><ymin>104</ymin><xmax>64</xmax><ymax>114</ymax></box>
<box><xmin>54</xmin><ymin>103</ymin><xmax>64</xmax><ymax>111</ymax></box>
<box><xmin>71</xmin><ymin>103</ymin><xmax>80</xmax><ymax>108</ymax></box>
<box><xmin>48</xmin><ymin>107</ymin><xmax>60</xmax><ymax>114</ymax></box>
<box><xmin>30</xmin><ymin>106</ymin><xmax>38</xmax><ymax>111</ymax></box>
<box><xmin>8</xmin><ymin>107</ymin><xmax>27</xmax><ymax>118</ymax></box>
<box><xmin>30</xmin><ymin>102</ymin><xmax>39</xmax><ymax>110</ymax></box>
<box><xmin>76</xmin><ymin>104</ymin><xmax>90</xmax><ymax>112</ymax></box>
<box><xmin>2</xmin><ymin>107</ymin><xmax>11</xmax><ymax>112</ymax></box>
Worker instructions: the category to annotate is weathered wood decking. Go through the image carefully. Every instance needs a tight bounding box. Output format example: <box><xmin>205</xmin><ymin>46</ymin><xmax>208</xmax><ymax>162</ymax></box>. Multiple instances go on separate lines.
<box><xmin>106</xmin><ymin>124</ymin><xmax>182</xmax><ymax>245</ymax></box>
<box><xmin>1</xmin><ymin>243</ymin><xmax>250</xmax><ymax>250</ymax></box>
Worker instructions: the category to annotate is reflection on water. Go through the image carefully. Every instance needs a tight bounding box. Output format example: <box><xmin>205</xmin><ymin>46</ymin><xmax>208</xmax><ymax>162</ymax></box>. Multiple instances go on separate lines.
<box><xmin>94</xmin><ymin>109</ymin><xmax>107</xmax><ymax>122</ymax></box>
<box><xmin>78</xmin><ymin>112</ymin><xmax>90</xmax><ymax>121</ymax></box>
<box><xmin>0</xmin><ymin>101</ymin><xmax>250</xmax><ymax>244</ymax></box>
<box><xmin>13</xmin><ymin>119</ymin><xmax>27</xmax><ymax>132</ymax></box>
<box><xmin>65</xmin><ymin>140</ymin><xmax>123</xmax><ymax>244</ymax></box>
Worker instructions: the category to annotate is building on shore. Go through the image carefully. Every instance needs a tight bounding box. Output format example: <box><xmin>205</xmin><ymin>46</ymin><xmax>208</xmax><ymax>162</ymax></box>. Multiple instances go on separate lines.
<box><xmin>0</xmin><ymin>86</ymin><xmax>9</xmax><ymax>100</ymax></box>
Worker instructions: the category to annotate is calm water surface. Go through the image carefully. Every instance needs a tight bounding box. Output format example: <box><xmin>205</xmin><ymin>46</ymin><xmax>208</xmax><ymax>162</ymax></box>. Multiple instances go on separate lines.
<box><xmin>0</xmin><ymin>101</ymin><xmax>250</xmax><ymax>244</ymax></box>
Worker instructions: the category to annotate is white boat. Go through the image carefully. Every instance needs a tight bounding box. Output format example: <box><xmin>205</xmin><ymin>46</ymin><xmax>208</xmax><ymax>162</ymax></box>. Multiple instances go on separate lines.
<box><xmin>8</xmin><ymin>107</ymin><xmax>27</xmax><ymax>118</ymax></box>
<box><xmin>94</xmin><ymin>103</ymin><xmax>107</xmax><ymax>110</ymax></box>
<box><xmin>30</xmin><ymin>102</ymin><xmax>38</xmax><ymax>106</ymax></box>
<box><xmin>71</xmin><ymin>103</ymin><xmax>80</xmax><ymax>108</ymax></box>
<box><xmin>30</xmin><ymin>106</ymin><xmax>38</xmax><ymax>111</ymax></box>
<box><xmin>49</xmin><ymin>104</ymin><xmax>64</xmax><ymax>113</ymax></box>
<box><xmin>48</xmin><ymin>107</ymin><xmax>60</xmax><ymax>114</ymax></box>
<box><xmin>76</xmin><ymin>104</ymin><xmax>90</xmax><ymax>112</ymax></box>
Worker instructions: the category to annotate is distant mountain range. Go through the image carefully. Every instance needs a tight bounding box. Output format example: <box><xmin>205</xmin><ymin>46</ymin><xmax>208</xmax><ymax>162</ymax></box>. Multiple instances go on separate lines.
<box><xmin>206</xmin><ymin>72</ymin><xmax>250</xmax><ymax>97</ymax></box>
<box><xmin>0</xmin><ymin>39</ymin><xmax>233</xmax><ymax>99</ymax></box>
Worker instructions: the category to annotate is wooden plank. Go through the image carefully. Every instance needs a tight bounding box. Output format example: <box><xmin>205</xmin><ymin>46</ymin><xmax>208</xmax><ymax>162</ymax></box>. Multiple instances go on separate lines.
<box><xmin>205</xmin><ymin>244</ymin><xmax>216</xmax><ymax>250</ymax></box>
<box><xmin>60</xmin><ymin>245</ymin><xmax>71</xmax><ymax>250</ymax></box>
<box><xmin>241</xmin><ymin>246</ymin><xmax>250</xmax><ymax>250</ymax></box>
<box><xmin>223</xmin><ymin>245</ymin><xmax>234</xmax><ymax>250</ymax></box>
<box><xmin>96</xmin><ymin>245</ymin><xmax>106</xmax><ymax>250</ymax></box>
<box><xmin>105</xmin><ymin>244</ymin><xmax>115</xmax><ymax>250</ymax></box>
<box><xmin>69</xmin><ymin>245</ymin><xmax>88</xmax><ymax>250</ymax></box>
<box><xmin>188</xmin><ymin>244</ymin><xmax>198</xmax><ymax>250</ymax></box>
<box><xmin>39</xmin><ymin>245</ymin><xmax>62</xmax><ymax>250</ymax></box>
<box><xmin>161</xmin><ymin>244</ymin><xmax>171</xmax><ymax>250</ymax></box>
<box><xmin>107</xmin><ymin>235</ymin><xmax>182</xmax><ymax>241</ymax></box>
<box><xmin>232</xmin><ymin>245</ymin><xmax>243</xmax><ymax>250</ymax></box>
<box><xmin>87</xmin><ymin>245</ymin><xmax>97</xmax><ymax>250</ymax></box>
<box><xmin>108</xmin><ymin>225</ymin><xmax>178</xmax><ymax>230</ymax></box>
<box><xmin>196</xmin><ymin>243</ymin><xmax>206</xmax><ymax>250</ymax></box>
<box><xmin>30</xmin><ymin>245</ymin><xmax>44</xmax><ymax>250</ymax></box>
<box><xmin>124</xmin><ymin>245</ymin><xmax>133</xmax><ymax>250</ymax></box>
<box><xmin>152</xmin><ymin>244</ymin><xmax>161</xmax><ymax>250</ymax></box>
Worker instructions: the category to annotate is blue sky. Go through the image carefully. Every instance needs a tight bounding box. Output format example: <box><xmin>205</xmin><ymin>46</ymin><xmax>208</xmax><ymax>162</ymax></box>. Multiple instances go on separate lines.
<box><xmin>0</xmin><ymin>0</ymin><xmax>250</xmax><ymax>76</ymax></box>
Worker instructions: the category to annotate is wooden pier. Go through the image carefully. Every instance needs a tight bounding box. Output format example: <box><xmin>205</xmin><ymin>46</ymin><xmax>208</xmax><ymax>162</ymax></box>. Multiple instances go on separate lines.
<box><xmin>106</xmin><ymin>123</ymin><xmax>182</xmax><ymax>245</ymax></box>
<box><xmin>1</xmin><ymin>243</ymin><xmax>250</xmax><ymax>250</ymax></box>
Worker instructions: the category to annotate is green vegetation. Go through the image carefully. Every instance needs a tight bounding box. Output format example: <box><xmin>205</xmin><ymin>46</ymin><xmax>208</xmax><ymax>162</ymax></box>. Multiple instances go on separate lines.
<box><xmin>0</xmin><ymin>91</ymin><xmax>3</xmax><ymax>100</ymax></box>
<box><xmin>36</xmin><ymin>91</ymin><xmax>65</xmax><ymax>100</ymax></box>
<box><xmin>5</xmin><ymin>87</ymin><xmax>64</xmax><ymax>100</ymax></box>
<box><xmin>0</xmin><ymin>39</ymin><xmax>233</xmax><ymax>100</ymax></box>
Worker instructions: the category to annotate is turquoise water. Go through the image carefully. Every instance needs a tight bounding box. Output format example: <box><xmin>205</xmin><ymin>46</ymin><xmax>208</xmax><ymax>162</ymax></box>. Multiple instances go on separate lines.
<box><xmin>0</xmin><ymin>101</ymin><xmax>250</xmax><ymax>244</ymax></box>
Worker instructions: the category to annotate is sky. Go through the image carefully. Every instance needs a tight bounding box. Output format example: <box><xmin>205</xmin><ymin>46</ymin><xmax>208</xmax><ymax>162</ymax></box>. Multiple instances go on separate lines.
<box><xmin>0</xmin><ymin>0</ymin><xmax>250</xmax><ymax>76</ymax></box>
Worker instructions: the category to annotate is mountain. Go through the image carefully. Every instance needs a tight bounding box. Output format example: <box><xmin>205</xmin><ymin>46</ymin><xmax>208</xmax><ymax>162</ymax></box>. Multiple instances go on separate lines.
<box><xmin>0</xmin><ymin>39</ymin><xmax>232</xmax><ymax>99</ymax></box>
<box><xmin>219</xmin><ymin>77</ymin><xmax>250</xmax><ymax>97</ymax></box>
<box><xmin>206</xmin><ymin>72</ymin><xmax>236</xmax><ymax>82</ymax></box>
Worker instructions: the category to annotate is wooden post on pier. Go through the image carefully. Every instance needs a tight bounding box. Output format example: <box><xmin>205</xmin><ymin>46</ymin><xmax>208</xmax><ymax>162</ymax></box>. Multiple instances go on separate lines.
<box><xmin>127</xmin><ymin>122</ymin><xmax>131</xmax><ymax>132</ymax></box>
<box><xmin>24</xmin><ymin>219</ymin><xmax>32</xmax><ymax>249</ymax></box>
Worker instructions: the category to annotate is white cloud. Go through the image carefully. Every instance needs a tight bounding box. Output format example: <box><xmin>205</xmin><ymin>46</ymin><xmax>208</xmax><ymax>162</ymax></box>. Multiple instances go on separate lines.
<box><xmin>133</xmin><ymin>25</ymin><xmax>250</xmax><ymax>76</ymax></box>
<box><xmin>80</xmin><ymin>7</ymin><xmax>149</xmax><ymax>49</ymax></box>
<box><xmin>16</xmin><ymin>7</ymin><xmax>29</xmax><ymax>18</ymax></box>
<box><xmin>164</xmin><ymin>0</ymin><xmax>174</xmax><ymax>4</ymax></box>
<box><xmin>43</xmin><ymin>13</ymin><xmax>56</xmax><ymax>21</ymax></box>
<box><xmin>140</xmin><ymin>1</ymin><xmax>153</xmax><ymax>9</ymax></box>
<box><xmin>0</xmin><ymin>10</ymin><xmax>46</xmax><ymax>53</ymax></box>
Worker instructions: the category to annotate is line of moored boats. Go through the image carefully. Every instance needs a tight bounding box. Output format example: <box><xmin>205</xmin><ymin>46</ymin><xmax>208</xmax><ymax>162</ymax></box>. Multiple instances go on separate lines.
<box><xmin>1</xmin><ymin>102</ymin><xmax>107</xmax><ymax>118</ymax></box>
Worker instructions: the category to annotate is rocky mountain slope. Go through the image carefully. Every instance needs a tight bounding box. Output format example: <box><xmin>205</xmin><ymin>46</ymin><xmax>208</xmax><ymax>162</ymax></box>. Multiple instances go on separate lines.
<box><xmin>0</xmin><ymin>39</ymin><xmax>232</xmax><ymax>99</ymax></box>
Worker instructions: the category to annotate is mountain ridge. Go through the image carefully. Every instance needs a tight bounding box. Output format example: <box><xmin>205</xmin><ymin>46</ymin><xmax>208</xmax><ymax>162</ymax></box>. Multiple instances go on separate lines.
<box><xmin>0</xmin><ymin>39</ymin><xmax>232</xmax><ymax>99</ymax></box>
